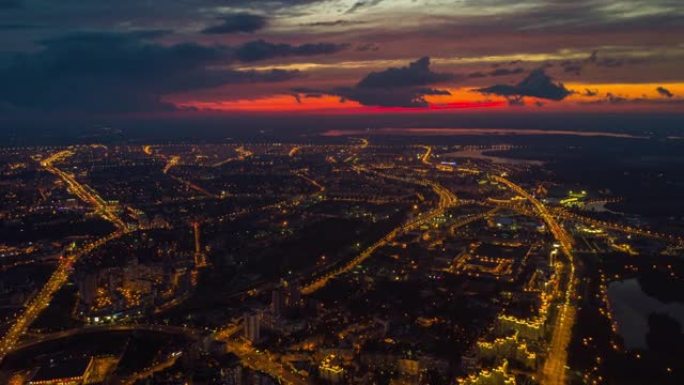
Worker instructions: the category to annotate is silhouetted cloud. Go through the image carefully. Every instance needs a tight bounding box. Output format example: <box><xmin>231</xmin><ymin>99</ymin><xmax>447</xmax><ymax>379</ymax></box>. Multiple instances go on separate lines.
<box><xmin>357</xmin><ymin>57</ymin><xmax>454</xmax><ymax>88</ymax></box>
<box><xmin>333</xmin><ymin>87</ymin><xmax>450</xmax><ymax>108</ymax></box>
<box><xmin>292</xmin><ymin>57</ymin><xmax>454</xmax><ymax>107</ymax></box>
<box><xmin>477</xmin><ymin>69</ymin><xmax>570</xmax><ymax>101</ymax></box>
<box><xmin>201</xmin><ymin>13</ymin><xmax>267</xmax><ymax>34</ymax></box>
<box><xmin>656</xmin><ymin>86</ymin><xmax>674</xmax><ymax>98</ymax></box>
<box><xmin>343</xmin><ymin>57</ymin><xmax>454</xmax><ymax>106</ymax></box>
<box><xmin>233</xmin><ymin>39</ymin><xmax>348</xmax><ymax>62</ymax></box>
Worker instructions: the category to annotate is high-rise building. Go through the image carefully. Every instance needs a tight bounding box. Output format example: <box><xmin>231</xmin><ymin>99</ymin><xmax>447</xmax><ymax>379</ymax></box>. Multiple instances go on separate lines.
<box><xmin>244</xmin><ymin>311</ymin><xmax>261</xmax><ymax>343</ymax></box>
<box><xmin>271</xmin><ymin>289</ymin><xmax>284</xmax><ymax>317</ymax></box>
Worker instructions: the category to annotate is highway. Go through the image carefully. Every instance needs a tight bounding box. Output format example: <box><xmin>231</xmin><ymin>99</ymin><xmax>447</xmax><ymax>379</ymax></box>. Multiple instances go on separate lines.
<box><xmin>0</xmin><ymin>230</ymin><xmax>125</xmax><ymax>360</ymax></box>
<box><xmin>417</xmin><ymin>146</ymin><xmax>575</xmax><ymax>384</ymax></box>
<box><xmin>491</xmin><ymin>175</ymin><xmax>576</xmax><ymax>385</ymax></box>
<box><xmin>41</xmin><ymin>150</ymin><xmax>127</xmax><ymax>230</ymax></box>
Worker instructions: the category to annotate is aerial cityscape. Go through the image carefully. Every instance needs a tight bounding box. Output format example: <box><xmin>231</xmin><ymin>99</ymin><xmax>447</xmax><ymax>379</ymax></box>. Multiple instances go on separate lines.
<box><xmin>1</xmin><ymin>1</ymin><xmax>683</xmax><ymax>385</ymax></box>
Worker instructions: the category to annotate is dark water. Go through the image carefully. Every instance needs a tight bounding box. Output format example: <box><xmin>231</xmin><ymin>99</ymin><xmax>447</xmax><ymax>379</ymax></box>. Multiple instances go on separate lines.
<box><xmin>608</xmin><ymin>278</ymin><xmax>684</xmax><ymax>349</ymax></box>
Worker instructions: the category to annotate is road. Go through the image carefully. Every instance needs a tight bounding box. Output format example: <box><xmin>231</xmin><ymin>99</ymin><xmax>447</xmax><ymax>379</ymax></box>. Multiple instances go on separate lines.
<box><xmin>219</xmin><ymin>337</ymin><xmax>309</xmax><ymax>385</ymax></box>
<box><xmin>0</xmin><ymin>150</ymin><xmax>131</xmax><ymax>361</ymax></box>
<box><xmin>41</xmin><ymin>150</ymin><xmax>127</xmax><ymax>230</ymax></box>
<box><xmin>294</xmin><ymin>170</ymin><xmax>326</xmax><ymax>193</ymax></box>
<box><xmin>15</xmin><ymin>323</ymin><xmax>198</xmax><ymax>353</ymax></box>
<box><xmin>419</xmin><ymin>145</ymin><xmax>433</xmax><ymax>165</ymax></box>
<box><xmin>552</xmin><ymin>207</ymin><xmax>684</xmax><ymax>245</ymax></box>
<box><xmin>492</xmin><ymin>175</ymin><xmax>576</xmax><ymax>385</ymax></box>
<box><xmin>301</xmin><ymin>166</ymin><xmax>457</xmax><ymax>294</ymax></box>
<box><xmin>162</xmin><ymin>155</ymin><xmax>180</xmax><ymax>174</ymax></box>
<box><xmin>123</xmin><ymin>351</ymin><xmax>182</xmax><ymax>385</ymax></box>
<box><xmin>0</xmin><ymin>230</ymin><xmax>125</xmax><ymax>360</ymax></box>
<box><xmin>449</xmin><ymin>207</ymin><xmax>501</xmax><ymax>236</ymax></box>
<box><xmin>168</xmin><ymin>174</ymin><xmax>219</xmax><ymax>199</ymax></box>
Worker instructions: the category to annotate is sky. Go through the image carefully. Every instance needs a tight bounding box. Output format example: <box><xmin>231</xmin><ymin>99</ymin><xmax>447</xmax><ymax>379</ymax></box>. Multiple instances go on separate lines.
<box><xmin>1</xmin><ymin>0</ymin><xmax>683</xmax><ymax>124</ymax></box>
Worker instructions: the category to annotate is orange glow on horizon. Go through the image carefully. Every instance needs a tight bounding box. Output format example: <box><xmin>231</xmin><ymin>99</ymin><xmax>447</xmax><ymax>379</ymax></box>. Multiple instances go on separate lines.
<box><xmin>176</xmin><ymin>93</ymin><xmax>506</xmax><ymax>114</ymax></box>
<box><xmin>171</xmin><ymin>82</ymin><xmax>684</xmax><ymax>114</ymax></box>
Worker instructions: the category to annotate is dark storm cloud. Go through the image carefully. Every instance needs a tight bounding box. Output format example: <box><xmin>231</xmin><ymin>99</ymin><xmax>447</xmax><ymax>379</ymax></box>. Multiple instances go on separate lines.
<box><xmin>233</xmin><ymin>39</ymin><xmax>348</xmax><ymax>62</ymax></box>
<box><xmin>0</xmin><ymin>32</ymin><xmax>346</xmax><ymax>113</ymax></box>
<box><xmin>357</xmin><ymin>57</ymin><xmax>454</xmax><ymax>88</ymax></box>
<box><xmin>201</xmin><ymin>13</ymin><xmax>267</xmax><ymax>34</ymax></box>
<box><xmin>477</xmin><ymin>69</ymin><xmax>571</xmax><ymax>101</ymax></box>
<box><xmin>656</xmin><ymin>86</ymin><xmax>674</xmax><ymax>98</ymax></box>
<box><xmin>340</xmin><ymin>57</ymin><xmax>454</xmax><ymax>107</ymax></box>
<box><xmin>292</xmin><ymin>57</ymin><xmax>454</xmax><ymax>107</ymax></box>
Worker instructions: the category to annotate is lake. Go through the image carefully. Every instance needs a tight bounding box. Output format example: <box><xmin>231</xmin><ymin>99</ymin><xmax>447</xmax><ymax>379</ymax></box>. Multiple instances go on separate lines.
<box><xmin>608</xmin><ymin>278</ymin><xmax>684</xmax><ymax>349</ymax></box>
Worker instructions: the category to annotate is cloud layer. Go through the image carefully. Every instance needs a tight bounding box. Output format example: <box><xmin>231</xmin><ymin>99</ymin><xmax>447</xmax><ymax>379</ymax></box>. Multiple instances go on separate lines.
<box><xmin>0</xmin><ymin>32</ymin><xmax>345</xmax><ymax>113</ymax></box>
